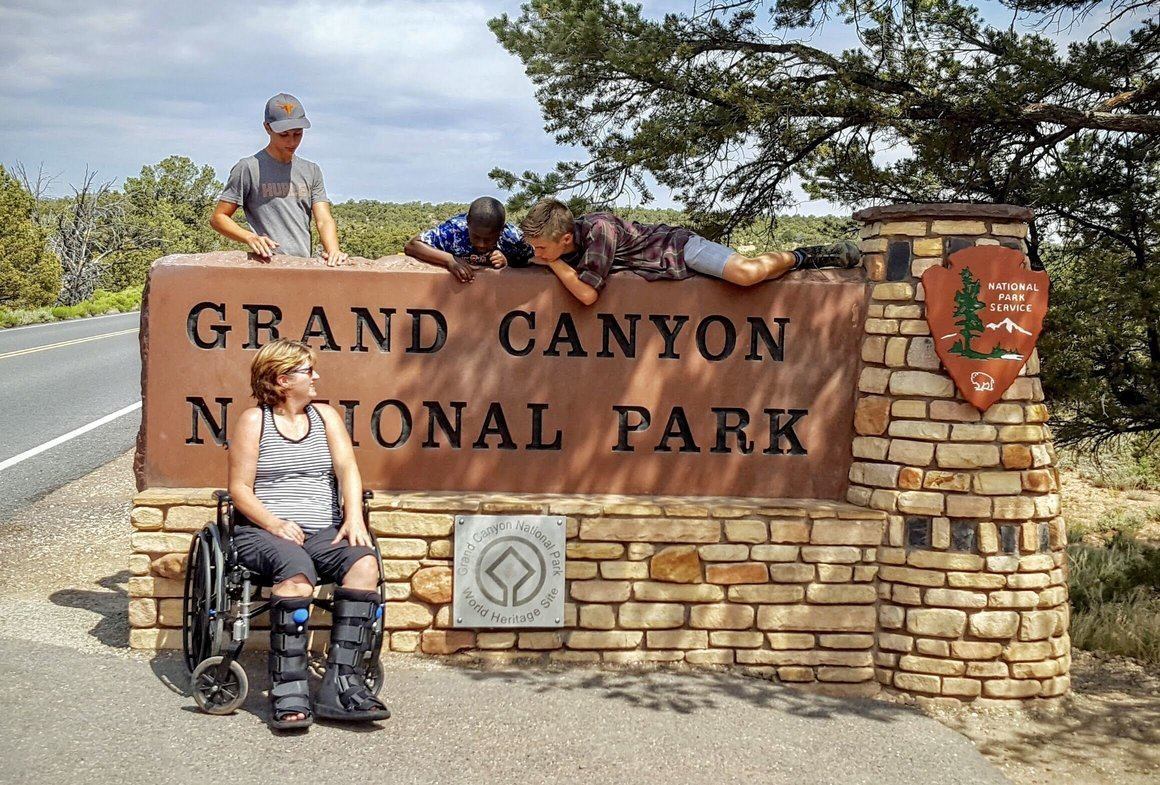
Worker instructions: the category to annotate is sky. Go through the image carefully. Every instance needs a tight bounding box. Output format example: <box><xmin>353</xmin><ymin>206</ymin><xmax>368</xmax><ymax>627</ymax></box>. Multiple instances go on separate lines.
<box><xmin>0</xmin><ymin>0</ymin><xmax>1141</xmax><ymax>214</ymax></box>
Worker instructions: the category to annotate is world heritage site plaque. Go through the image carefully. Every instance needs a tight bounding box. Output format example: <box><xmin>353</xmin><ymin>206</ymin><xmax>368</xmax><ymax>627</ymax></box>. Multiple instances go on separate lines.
<box><xmin>453</xmin><ymin>515</ymin><xmax>566</xmax><ymax>628</ymax></box>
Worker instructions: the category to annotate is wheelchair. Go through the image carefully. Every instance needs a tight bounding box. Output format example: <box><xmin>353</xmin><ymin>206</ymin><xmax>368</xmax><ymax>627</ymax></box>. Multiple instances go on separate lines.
<box><xmin>182</xmin><ymin>490</ymin><xmax>386</xmax><ymax>715</ymax></box>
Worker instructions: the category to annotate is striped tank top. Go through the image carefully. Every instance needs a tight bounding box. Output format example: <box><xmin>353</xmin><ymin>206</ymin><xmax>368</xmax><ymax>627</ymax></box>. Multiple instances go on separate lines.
<box><xmin>253</xmin><ymin>404</ymin><xmax>342</xmax><ymax>532</ymax></box>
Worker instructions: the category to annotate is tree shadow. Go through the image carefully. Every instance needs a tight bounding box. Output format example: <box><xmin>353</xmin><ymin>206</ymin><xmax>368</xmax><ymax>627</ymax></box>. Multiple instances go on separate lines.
<box><xmin>446</xmin><ymin>661</ymin><xmax>916</xmax><ymax>723</ymax></box>
<box><xmin>947</xmin><ymin>655</ymin><xmax>1160</xmax><ymax>779</ymax></box>
<box><xmin>47</xmin><ymin>569</ymin><xmax>130</xmax><ymax>648</ymax></box>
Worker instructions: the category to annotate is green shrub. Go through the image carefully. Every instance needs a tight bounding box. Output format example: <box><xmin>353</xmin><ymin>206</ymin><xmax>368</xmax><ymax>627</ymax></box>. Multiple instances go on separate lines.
<box><xmin>1057</xmin><ymin>439</ymin><xmax>1160</xmax><ymax>491</ymax></box>
<box><xmin>1069</xmin><ymin>534</ymin><xmax>1160</xmax><ymax>611</ymax></box>
<box><xmin>0</xmin><ymin>285</ymin><xmax>142</xmax><ymax>328</ymax></box>
<box><xmin>0</xmin><ymin>307</ymin><xmax>53</xmax><ymax>328</ymax></box>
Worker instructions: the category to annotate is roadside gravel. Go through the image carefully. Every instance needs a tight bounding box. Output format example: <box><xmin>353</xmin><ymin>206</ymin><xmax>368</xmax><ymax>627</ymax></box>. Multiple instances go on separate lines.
<box><xmin>0</xmin><ymin>451</ymin><xmax>134</xmax><ymax>656</ymax></box>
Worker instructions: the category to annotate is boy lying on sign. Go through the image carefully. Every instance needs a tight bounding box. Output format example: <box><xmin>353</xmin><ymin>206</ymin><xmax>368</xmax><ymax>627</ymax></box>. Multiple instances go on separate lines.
<box><xmin>404</xmin><ymin>196</ymin><xmax>535</xmax><ymax>283</ymax></box>
<box><xmin>518</xmin><ymin>198</ymin><xmax>860</xmax><ymax>305</ymax></box>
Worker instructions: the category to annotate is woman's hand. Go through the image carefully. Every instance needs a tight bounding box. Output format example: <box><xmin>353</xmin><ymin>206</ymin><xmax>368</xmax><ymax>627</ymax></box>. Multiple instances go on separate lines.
<box><xmin>332</xmin><ymin>517</ymin><xmax>374</xmax><ymax>548</ymax></box>
<box><xmin>488</xmin><ymin>250</ymin><xmax>508</xmax><ymax>268</ymax></box>
<box><xmin>268</xmin><ymin>518</ymin><xmax>305</xmax><ymax>546</ymax></box>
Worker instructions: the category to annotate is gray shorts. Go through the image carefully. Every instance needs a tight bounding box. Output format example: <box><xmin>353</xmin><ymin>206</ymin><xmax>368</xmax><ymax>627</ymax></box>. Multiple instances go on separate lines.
<box><xmin>234</xmin><ymin>523</ymin><xmax>376</xmax><ymax>586</ymax></box>
<box><xmin>683</xmin><ymin>234</ymin><xmax>738</xmax><ymax>278</ymax></box>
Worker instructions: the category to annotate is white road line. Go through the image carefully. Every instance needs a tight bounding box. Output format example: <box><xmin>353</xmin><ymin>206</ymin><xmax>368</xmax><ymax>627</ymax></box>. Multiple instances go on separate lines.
<box><xmin>0</xmin><ymin>401</ymin><xmax>142</xmax><ymax>472</ymax></box>
<box><xmin>0</xmin><ymin>311</ymin><xmax>139</xmax><ymax>333</ymax></box>
<box><xmin>0</xmin><ymin>328</ymin><xmax>138</xmax><ymax>360</ymax></box>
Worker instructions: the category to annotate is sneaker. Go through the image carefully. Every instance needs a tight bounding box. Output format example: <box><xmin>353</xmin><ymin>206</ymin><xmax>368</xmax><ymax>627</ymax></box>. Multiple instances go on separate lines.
<box><xmin>792</xmin><ymin>240</ymin><xmax>861</xmax><ymax>270</ymax></box>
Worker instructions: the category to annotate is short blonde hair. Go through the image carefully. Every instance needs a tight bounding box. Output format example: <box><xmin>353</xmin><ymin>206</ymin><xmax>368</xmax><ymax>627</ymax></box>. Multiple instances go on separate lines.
<box><xmin>519</xmin><ymin>198</ymin><xmax>574</xmax><ymax>240</ymax></box>
<box><xmin>250</xmin><ymin>339</ymin><xmax>315</xmax><ymax>406</ymax></box>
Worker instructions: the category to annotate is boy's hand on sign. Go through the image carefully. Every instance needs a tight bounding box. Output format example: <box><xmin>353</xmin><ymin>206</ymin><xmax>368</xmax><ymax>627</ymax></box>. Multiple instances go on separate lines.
<box><xmin>246</xmin><ymin>233</ymin><xmax>279</xmax><ymax>259</ymax></box>
<box><xmin>449</xmin><ymin>257</ymin><xmax>476</xmax><ymax>283</ymax></box>
<box><xmin>322</xmin><ymin>249</ymin><xmax>349</xmax><ymax>267</ymax></box>
<box><xmin>489</xmin><ymin>250</ymin><xmax>508</xmax><ymax>269</ymax></box>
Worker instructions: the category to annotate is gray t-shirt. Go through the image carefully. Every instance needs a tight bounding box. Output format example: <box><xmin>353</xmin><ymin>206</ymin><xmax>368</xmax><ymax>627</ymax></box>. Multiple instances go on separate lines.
<box><xmin>219</xmin><ymin>150</ymin><xmax>329</xmax><ymax>258</ymax></box>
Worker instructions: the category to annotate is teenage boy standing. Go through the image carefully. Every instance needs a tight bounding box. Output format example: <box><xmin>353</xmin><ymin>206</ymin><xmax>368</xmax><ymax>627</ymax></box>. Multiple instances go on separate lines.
<box><xmin>211</xmin><ymin>93</ymin><xmax>348</xmax><ymax>266</ymax></box>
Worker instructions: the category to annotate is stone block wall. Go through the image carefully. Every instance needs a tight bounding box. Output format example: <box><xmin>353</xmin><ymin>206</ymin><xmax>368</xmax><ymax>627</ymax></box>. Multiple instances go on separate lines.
<box><xmin>851</xmin><ymin>204</ymin><xmax>1069</xmax><ymax>704</ymax></box>
<box><xmin>130</xmin><ymin>491</ymin><xmax>887</xmax><ymax>697</ymax></box>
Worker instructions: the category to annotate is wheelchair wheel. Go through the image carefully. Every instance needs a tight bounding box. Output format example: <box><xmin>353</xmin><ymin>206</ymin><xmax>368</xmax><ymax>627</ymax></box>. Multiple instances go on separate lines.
<box><xmin>182</xmin><ymin>528</ymin><xmax>226</xmax><ymax>673</ymax></box>
<box><xmin>364</xmin><ymin>579</ymin><xmax>385</xmax><ymax>696</ymax></box>
<box><xmin>364</xmin><ymin>659</ymin><xmax>384</xmax><ymax>696</ymax></box>
<box><xmin>191</xmin><ymin>656</ymin><xmax>248</xmax><ymax>715</ymax></box>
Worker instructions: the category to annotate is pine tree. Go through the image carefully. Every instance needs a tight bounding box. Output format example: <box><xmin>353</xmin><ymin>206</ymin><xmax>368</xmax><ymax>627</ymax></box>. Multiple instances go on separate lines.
<box><xmin>951</xmin><ymin>267</ymin><xmax>985</xmax><ymax>359</ymax></box>
<box><xmin>490</xmin><ymin>0</ymin><xmax>1160</xmax><ymax>445</ymax></box>
<box><xmin>0</xmin><ymin>165</ymin><xmax>59</xmax><ymax>308</ymax></box>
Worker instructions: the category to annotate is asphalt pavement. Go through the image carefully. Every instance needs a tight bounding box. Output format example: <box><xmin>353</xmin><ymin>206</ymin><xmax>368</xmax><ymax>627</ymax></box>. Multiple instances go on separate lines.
<box><xmin>0</xmin><ymin>312</ymin><xmax>141</xmax><ymax>522</ymax></box>
<box><xmin>0</xmin><ymin>636</ymin><xmax>1008</xmax><ymax>785</ymax></box>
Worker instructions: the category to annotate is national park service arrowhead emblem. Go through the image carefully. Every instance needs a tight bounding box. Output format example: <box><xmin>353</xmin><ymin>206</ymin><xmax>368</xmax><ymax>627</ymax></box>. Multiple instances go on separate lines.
<box><xmin>921</xmin><ymin>246</ymin><xmax>1049</xmax><ymax>411</ymax></box>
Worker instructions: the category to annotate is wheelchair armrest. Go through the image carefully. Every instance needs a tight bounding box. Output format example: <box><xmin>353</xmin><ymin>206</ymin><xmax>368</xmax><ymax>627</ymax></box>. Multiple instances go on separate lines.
<box><xmin>214</xmin><ymin>490</ymin><xmax>236</xmax><ymax>542</ymax></box>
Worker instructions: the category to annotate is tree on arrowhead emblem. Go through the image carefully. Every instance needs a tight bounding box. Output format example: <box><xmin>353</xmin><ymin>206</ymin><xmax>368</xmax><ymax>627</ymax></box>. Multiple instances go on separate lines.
<box><xmin>950</xmin><ymin>267</ymin><xmax>985</xmax><ymax>358</ymax></box>
<box><xmin>950</xmin><ymin>266</ymin><xmax>1013</xmax><ymax>359</ymax></box>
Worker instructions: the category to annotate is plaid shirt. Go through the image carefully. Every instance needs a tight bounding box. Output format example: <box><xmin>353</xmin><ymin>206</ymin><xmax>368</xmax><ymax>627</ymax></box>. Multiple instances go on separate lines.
<box><xmin>561</xmin><ymin>213</ymin><xmax>696</xmax><ymax>291</ymax></box>
<box><xmin>419</xmin><ymin>213</ymin><xmax>534</xmax><ymax>267</ymax></box>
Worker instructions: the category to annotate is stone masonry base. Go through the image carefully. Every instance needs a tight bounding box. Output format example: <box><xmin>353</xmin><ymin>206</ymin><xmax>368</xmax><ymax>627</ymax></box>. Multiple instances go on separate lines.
<box><xmin>129</xmin><ymin>489</ymin><xmax>1068</xmax><ymax>706</ymax></box>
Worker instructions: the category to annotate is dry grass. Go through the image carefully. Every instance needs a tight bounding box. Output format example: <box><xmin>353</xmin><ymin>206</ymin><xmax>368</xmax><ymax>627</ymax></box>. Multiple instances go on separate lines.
<box><xmin>1068</xmin><ymin>525</ymin><xmax>1160</xmax><ymax>664</ymax></box>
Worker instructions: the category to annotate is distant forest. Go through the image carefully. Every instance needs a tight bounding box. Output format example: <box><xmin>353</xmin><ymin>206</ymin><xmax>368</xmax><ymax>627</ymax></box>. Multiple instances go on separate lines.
<box><xmin>330</xmin><ymin>200</ymin><xmax>855</xmax><ymax>266</ymax></box>
<box><xmin>0</xmin><ymin>156</ymin><xmax>856</xmax><ymax>305</ymax></box>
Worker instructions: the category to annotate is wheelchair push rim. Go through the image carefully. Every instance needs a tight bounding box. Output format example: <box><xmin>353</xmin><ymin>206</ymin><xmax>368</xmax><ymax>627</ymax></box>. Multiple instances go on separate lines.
<box><xmin>182</xmin><ymin>528</ymin><xmax>225</xmax><ymax>673</ymax></box>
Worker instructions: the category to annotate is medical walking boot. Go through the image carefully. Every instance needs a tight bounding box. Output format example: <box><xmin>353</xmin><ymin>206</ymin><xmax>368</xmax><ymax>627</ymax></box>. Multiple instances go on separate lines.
<box><xmin>267</xmin><ymin>596</ymin><xmax>314</xmax><ymax>730</ymax></box>
<box><xmin>316</xmin><ymin>588</ymin><xmax>391</xmax><ymax>722</ymax></box>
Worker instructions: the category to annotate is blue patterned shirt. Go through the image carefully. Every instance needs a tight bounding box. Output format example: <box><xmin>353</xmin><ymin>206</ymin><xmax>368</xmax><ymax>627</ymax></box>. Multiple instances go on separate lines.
<box><xmin>418</xmin><ymin>213</ymin><xmax>534</xmax><ymax>267</ymax></box>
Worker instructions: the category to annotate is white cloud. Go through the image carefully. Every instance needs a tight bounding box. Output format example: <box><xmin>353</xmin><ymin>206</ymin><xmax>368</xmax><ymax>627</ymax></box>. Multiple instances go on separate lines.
<box><xmin>0</xmin><ymin>0</ymin><xmax>567</xmax><ymax>203</ymax></box>
<box><xmin>14</xmin><ymin>0</ymin><xmax>1126</xmax><ymax>215</ymax></box>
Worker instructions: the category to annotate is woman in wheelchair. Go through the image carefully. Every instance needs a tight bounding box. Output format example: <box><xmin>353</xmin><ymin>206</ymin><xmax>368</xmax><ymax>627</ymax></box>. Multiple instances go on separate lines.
<box><xmin>228</xmin><ymin>338</ymin><xmax>391</xmax><ymax>729</ymax></box>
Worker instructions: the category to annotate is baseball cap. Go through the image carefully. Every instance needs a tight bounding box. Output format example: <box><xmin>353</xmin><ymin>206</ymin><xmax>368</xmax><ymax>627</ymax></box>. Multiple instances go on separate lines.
<box><xmin>264</xmin><ymin>93</ymin><xmax>311</xmax><ymax>132</ymax></box>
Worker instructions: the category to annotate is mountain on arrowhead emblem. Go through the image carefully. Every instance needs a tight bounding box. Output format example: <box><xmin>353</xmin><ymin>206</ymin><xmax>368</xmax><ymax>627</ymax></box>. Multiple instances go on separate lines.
<box><xmin>985</xmin><ymin>318</ymin><xmax>1032</xmax><ymax>336</ymax></box>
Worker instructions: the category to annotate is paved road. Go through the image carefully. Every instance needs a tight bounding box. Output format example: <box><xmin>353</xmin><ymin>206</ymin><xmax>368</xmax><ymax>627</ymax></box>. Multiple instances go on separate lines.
<box><xmin>0</xmin><ymin>312</ymin><xmax>141</xmax><ymax>522</ymax></box>
<box><xmin>0</xmin><ymin>636</ymin><xmax>1008</xmax><ymax>785</ymax></box>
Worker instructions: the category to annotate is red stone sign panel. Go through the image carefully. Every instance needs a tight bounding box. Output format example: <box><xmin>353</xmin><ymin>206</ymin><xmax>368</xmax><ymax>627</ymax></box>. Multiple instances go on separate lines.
<box><xmin>921</xmin><ymin>247</ymin><xmax>1049</xmax><ymax>410</ymax></box>
<box><xmin>136</xmin><ymin>253</ymin><xmax>871</xmax><ymax>498</ymax></box>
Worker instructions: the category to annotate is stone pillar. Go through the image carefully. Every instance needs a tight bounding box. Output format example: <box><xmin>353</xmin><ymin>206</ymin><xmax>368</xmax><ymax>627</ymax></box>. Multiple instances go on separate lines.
<box><xmin>851</xmin><ymin>204</ymin><xmax>1069</xmax><ymax>706</ymax></box>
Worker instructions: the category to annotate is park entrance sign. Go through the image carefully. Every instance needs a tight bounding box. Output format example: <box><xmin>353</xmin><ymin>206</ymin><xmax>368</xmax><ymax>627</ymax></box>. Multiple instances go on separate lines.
<box><xmin>135</xmin><ymin>253</ymin><xmax>869</xmax><ymax>498</ymax></box>
<box><xmin>130</xmin><ymin>203</ymin><xmax>1071</xmax><ymax>706</ymax></box>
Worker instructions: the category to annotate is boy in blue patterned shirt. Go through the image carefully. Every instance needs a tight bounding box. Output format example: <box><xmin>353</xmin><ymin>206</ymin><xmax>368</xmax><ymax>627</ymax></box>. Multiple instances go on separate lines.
<box><xmin>404</xmin><ymin>196</ymin><xmax>534</xmax><ymax>283</ymax></box>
